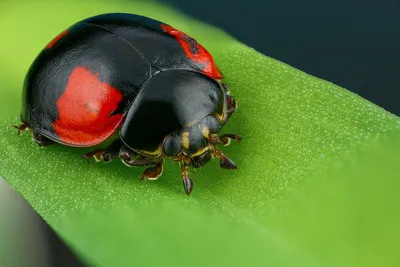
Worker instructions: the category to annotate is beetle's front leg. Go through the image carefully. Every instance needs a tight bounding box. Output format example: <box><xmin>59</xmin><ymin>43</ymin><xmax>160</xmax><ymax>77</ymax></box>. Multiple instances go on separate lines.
<box><xmin>82</xmin><ymin>139</ymin><xmax>122</xmax><ymax>163</ymax></box>
<box><xmin>181</xmin><ymin>164</ymin><xmax>194</xmax><ymax>195</ymax></box>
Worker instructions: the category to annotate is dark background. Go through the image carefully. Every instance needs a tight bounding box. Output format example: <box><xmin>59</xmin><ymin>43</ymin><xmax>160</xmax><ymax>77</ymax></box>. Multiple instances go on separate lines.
<box><xmin>166</xmin><ymin>0</ymin><xmax>400</xmax><ymax>115</ymax></box>
<box><xmin>1</xmin><ymin>1</ymin><xmax>399</xmax><ymax>266</ymax></box>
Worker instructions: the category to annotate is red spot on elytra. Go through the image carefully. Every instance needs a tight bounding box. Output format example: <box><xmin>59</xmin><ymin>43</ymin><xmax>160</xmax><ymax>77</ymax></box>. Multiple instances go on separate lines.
<box><xmin>161</xmin><ymin>24</ymin><xmax>223</xmax><ymax>80</ymax></box>
<box><xmin>46</xmin><ymin>29</ymin><xmax>69</xmax><ymax>49</ymax></box>
<box><xmin>52</xmin><ymin>67</ymin><xmax>124</xmax><ymax>146</ymax></box>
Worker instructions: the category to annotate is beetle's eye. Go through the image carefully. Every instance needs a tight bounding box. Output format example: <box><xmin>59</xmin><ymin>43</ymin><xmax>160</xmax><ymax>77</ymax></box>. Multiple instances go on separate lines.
<box><xmin>163</xmin><ymin>134</ymin><xmax>182</xmax><ymax>157</ymax></box>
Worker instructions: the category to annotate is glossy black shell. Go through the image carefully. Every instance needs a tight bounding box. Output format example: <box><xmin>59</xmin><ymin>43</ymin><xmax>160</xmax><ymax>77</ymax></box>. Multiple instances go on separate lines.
<box><xmin>21</xmin><ymin>13</ymin><xmax>224</xmax><ymax>148</ymax></box>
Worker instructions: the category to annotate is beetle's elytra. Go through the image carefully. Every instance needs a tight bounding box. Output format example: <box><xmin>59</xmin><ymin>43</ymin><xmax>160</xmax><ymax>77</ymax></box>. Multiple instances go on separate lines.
<box><xmin>14</xmin><ymin>13</ymin><xmax>241</xmax><ymax>195</ymax></box>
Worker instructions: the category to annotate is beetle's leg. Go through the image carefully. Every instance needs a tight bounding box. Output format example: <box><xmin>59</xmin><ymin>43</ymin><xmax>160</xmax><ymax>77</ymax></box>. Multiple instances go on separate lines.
<box><xmin>139</xmin><ymin>160</ymin><xmax>164</xmax><ymax>181</ymax></box>
<box><xmin>219</xmin><ymin>134</ymin><xmax>242</xmax><ymax>146</ymax></box>
<box><xmin>181</xmin><ymin>164</ymin><xmax>194</xmax><ymax>195</ymax></box>
<box><xmin>32</xmin><ymin>131</ymin><xmax>54</xmax><ymax>147</ymax></box>
<box><xmin>209</xmin><ymin>133</ymin><xmax>242</xmax><ymax>147</ymax></box>
<box><xmin>82</xmin><ymin>139</ymin><xmax>122</xmax><ymax>164</ymax></box>
<box><xmin>119</xmin><ymin>148</ymin><xmax>164</xmax><ymax>180</ymax></box>
<box><xmin>12</xmin><ymin>123</ymin><xmax>28</xmax><ymax>135</ymax></box>
<box><xmin>119</xmin><ymin>147</ymin><xmax>161</xmax><ymax>167</ymax></box>
<box><xmin>213</xmin><ymin>149</ymin><xmax>237</xmax><ymax>170</ymax></box>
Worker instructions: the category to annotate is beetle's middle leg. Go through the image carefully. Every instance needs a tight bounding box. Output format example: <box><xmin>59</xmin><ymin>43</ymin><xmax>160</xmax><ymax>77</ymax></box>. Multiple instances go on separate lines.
<box><xmin>32</xmin><ymin>131</ymin><xmax>54</xmax><ymax>147</ymax></box>
<box><xmin>119</xmin><ymin>147</ymin><xmax>164</xmax><ymax>181</ymax></box>
<box><xmin>139</xmin><ymin>160</ymin><xmax>164</xmax><ymax>181</ymax></box>
<box><xmin>82</xmin><ymin>139</ymin><xmax>122</xmax><ymax>163</ymax></box>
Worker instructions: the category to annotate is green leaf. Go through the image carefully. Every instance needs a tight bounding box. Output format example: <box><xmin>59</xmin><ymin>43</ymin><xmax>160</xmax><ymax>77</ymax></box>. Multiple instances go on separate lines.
<box><xmin>1</xmin><ymin>1</ymin><xmax>400</xmax><ymax>266</ymax></box>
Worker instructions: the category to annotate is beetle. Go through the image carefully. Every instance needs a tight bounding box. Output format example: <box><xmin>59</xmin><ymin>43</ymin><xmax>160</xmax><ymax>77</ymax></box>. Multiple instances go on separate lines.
<box><xmin>13</xmin><ymin>13</ymin><xmax>241</xmax><ymax>195</ymax></box>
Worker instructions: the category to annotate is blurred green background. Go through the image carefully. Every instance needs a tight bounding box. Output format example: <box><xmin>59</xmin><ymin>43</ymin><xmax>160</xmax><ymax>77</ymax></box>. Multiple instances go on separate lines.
<box><xmin>1</xmin><ymin>1</ymin><xmax>400</xmax><ymax>267</ymax></box>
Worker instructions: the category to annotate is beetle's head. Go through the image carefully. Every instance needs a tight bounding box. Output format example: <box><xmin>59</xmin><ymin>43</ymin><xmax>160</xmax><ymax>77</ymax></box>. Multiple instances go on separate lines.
<box><xmin>162</xmin><ymin>114</ymin><xmax>241</xmax><ymax>170</ymax></box>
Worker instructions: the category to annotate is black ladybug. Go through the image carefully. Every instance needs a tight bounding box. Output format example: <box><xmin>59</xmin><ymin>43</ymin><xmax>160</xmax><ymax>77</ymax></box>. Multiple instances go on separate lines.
<box><xmin>14</xmin><ymin>13</ymin><xmax>241</xmax><ymax>195</ymax></box>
